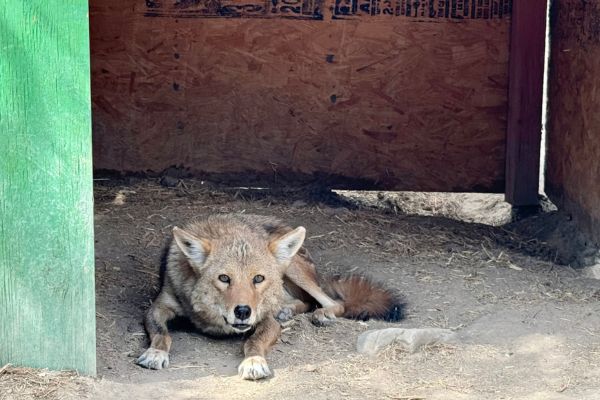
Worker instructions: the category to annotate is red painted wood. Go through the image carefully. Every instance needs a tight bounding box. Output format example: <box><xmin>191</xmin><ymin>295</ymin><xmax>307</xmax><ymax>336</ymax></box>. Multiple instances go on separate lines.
<box><xmin>505</xmin><ymin>0</ymin><xmax>548</xmax><ymax>206</ymax></box>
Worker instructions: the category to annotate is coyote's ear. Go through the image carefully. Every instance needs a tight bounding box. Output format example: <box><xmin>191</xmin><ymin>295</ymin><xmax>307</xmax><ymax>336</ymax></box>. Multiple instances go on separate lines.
<box><xmin>269</xmin><ymin>226</ymin><xmax>306</xmax><ymax>266</ymax></box>
<box><xmin>172</xmin><ymin>227</ymin><xmax>211</xmax><ymax>266</ymax></box>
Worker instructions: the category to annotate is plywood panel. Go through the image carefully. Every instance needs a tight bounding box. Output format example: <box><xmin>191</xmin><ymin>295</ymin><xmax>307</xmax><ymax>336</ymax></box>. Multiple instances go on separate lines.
<box><xmin>547</xmin><ymin>0</ymin><xmax>600</xmax><ymax>241</ymax></box>
<box><xmin>91</xmin><ymin>0</ymin><xmax>512</xmax><ymax>191</ymax></box>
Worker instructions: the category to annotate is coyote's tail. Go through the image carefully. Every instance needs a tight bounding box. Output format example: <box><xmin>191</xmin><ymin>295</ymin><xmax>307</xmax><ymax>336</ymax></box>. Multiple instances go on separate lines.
<box><xmin>321</xmin><ymin>275</ymin><xmax>404</xmax><ymax>322</ymax></box>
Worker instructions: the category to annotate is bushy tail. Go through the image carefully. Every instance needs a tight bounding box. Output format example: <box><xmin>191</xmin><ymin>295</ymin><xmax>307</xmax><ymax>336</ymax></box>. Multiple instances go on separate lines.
<box><xmin>320</xmin><ymin>275</ymin><xmax>405</xmax><ymax>322</ymax></box>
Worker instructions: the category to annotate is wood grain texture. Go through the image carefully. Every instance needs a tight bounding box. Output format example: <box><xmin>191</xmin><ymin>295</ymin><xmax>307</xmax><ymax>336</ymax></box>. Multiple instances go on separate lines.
<box><xmin>0</xmin><ymin>1</ymin><xmax>96</xmax><ymax>374</ymax></box>
<box><xmin>505</xmin><ymin>0</ymin><xmax>547</xmax><ymax>206</ymax></box>
<box><xmin>546</xmin><ymin>0</ymin><xmax>600</xmax><ymax>242</ymax></box>
<box><xmin>91</xmin><ymin>0</ymin><xmax>512</xmax><ymax>192</ymax></box>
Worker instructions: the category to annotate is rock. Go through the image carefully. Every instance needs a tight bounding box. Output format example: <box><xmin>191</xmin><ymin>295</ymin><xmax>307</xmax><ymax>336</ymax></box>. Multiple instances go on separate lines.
<box><xmin>356</xmin><ymin>328</ymin><xmax>456</xmax><ymax>356</ymax></box>
<box><xmin>582</xmin><ymin>263</ymin><xmax>600</xmax><ymax>279</ymax></box>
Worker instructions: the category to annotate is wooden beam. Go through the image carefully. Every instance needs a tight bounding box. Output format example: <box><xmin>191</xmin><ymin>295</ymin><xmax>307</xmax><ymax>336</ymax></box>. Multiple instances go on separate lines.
<box><xmin>0</xmin><ymin>1</ymin><xmax>96</xmax><ymax>374</ymax></box>
<box><xmin>505</xmin><ymin>0</ymin><xmax>548</xmax><ymax>206</ymax></box>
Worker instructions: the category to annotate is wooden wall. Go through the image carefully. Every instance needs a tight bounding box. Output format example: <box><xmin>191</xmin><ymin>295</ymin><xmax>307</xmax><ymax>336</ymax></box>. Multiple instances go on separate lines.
<box><xmin>91</xmin><ymin>0</ymin><xmax>512</xmax><ymax>191</ymax></box>
<box><xmin>547</xmin><ymin>0</ymin><xmax>600</xmax><ymax>242</ymax></box>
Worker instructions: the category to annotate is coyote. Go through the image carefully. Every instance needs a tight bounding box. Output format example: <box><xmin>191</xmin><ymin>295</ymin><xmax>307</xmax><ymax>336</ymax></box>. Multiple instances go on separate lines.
<box><xmin>137</xmin><ymin>214</ymin><xmax>403</xmax><ymax>380</ymax></box>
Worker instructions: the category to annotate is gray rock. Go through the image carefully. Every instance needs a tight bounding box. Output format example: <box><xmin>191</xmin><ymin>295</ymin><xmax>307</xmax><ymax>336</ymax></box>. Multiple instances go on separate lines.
<box><xmin>357</xmin><ymin>328</ymin><xmax>456</xmax><ymax>356</ymax></box>
<box><xmin>582</xmin><ymin>263</ymin><xmax>600</xmax><ymax>279</ymax></box>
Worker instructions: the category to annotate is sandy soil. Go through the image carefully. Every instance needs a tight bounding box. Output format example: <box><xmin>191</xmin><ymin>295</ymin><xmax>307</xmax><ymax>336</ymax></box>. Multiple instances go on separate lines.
<box><xmin>1</xmin><ymin>180</ymin><xmax>599</xmax><ymax>400</ymax></box>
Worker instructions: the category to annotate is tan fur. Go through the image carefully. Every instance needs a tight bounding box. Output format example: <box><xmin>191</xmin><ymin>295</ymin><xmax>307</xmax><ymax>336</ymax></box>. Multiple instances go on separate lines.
<box><xmin>137</xmin><ymin>214</ymin><xmax>402</xmax><ymax>380</ymax></box>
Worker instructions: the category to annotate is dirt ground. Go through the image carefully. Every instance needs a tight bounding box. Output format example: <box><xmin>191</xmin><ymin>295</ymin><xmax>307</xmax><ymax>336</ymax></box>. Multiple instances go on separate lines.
<box><xmin>2</xmin><ymin>180</ymin><xmax>599</xmax><ymax>400</ymax></box>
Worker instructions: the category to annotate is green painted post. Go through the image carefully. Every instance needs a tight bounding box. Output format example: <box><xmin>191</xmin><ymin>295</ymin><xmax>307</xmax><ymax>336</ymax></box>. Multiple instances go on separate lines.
<box><xmin>0</xmin><ymin>1</ymin><xmax>95</xmax><ymax>374</ymax></box>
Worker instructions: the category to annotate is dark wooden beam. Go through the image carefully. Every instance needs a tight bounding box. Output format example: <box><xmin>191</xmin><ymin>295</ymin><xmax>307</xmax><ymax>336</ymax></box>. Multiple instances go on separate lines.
<box><xmin>505</xmin><ymin>0</ymin><xmax>548</xmax><ymax>206</ymax></box>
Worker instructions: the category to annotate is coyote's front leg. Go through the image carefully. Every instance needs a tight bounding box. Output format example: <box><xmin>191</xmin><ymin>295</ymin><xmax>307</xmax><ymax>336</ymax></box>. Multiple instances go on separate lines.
<box><xmin>238</xmin><ymin>315</ymin><xmax>281</xmax><ymax>380</ymax></box>
<box><xmin>137</xmin><ymin>291</ymin><xmax>180</xmax><ymax>369</ymax></box>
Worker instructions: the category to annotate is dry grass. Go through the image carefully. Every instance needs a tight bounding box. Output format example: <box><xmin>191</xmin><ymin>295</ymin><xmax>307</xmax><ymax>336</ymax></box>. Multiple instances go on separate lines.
<box><xmin>0</xmin><ymin>365</ymin><xmax>90</xmax><ymax>400</ymax></box>
<box><xmin>94</xmin><ymin>180</ymin><xmax>590</xmax><ymax>305</ymax></box>
<box><xmin>94</xmin><ymin>181</ymin><xmax>545</xmax><ymax>262</ymax></box>
<box><xmin>4</xmin><ymin>179</ymin><xmax>596</xmax><ymax>400</ymax></box>
<box><xmin>336</xmin><ymin>191</ymin><xmax>514</xmax><ymax>226</ymax></box>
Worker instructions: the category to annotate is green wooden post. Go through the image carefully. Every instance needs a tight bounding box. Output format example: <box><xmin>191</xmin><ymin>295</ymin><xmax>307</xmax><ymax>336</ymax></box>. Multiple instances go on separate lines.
<box><xmin>0</xmin><ymin>1</ymin><xmax>95</xmax><ymax>375</ymax></box>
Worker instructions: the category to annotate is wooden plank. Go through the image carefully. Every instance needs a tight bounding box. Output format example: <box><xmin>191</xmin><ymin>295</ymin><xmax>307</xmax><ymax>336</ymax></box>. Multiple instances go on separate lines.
<box><xmin>505</xmin><ymin>0</ymin><xmax>547</xmax><ymax>206</ymax></box>
<box><xmin>0</xmin><ymin>1</ymin><xmax>96</xmax><ymax>375</ymax></box>
<box><xmin>91</xmin><ymin>0</ymin><xmax>512</xmax><ymax>192</ymax></box>
<box><xmin>546</xmin><ymin>0</ymin><xmax>600</xmax><ymax>242</ymax></box>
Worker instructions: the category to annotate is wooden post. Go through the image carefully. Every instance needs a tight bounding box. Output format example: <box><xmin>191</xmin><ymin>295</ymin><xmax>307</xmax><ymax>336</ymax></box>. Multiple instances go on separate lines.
<box><xmin>505</xmin><ymin>0</ymin><xmax>548</xmax><ymax>206</ymax></box>
<box><xmin>0</xmin><ymin>1</ymin><xmax>96</xmax><ymax>375</ymax></box>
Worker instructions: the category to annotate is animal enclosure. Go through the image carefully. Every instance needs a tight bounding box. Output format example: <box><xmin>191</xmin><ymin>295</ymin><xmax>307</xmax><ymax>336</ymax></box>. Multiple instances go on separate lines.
<box><xmin>3</xmin><ymin>1</ymin><xmax>600</xmax><ymax>396</ymax></box>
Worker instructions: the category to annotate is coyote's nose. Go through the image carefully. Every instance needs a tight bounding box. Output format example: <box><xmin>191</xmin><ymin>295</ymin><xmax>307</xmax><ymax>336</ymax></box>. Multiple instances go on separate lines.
<box><xmin>234</xmin><ymin>305</ymin><xmax>251</xmax><ymax>320</ymax></box>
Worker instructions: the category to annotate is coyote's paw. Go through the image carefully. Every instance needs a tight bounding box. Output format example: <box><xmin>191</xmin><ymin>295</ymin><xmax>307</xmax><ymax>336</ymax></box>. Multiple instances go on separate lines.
<box><xmin>137</xmin><ymin>348</ymin><xmax>170</xmax><ymax>370</ymax></box>
<box><xmin>276</xmin><ymin>307</ymin><xmax>294</xmax><ymax>322</ymax></box>
<box><xmin>311</xmin><ymin>308</ymin><xmax>337</xmax><ymax>327</ymax></box>
<box><xmin>238</xmin><ymin>356</ymin><xmax>271</xmax><ymax>380</ymax></box>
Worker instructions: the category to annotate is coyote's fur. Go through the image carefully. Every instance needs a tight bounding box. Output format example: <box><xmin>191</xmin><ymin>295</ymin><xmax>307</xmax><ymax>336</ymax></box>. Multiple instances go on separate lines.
<box><xmin>137</xmin><ymin>214</ymin><xmax>403</xmax><ymax>380</ymax></box>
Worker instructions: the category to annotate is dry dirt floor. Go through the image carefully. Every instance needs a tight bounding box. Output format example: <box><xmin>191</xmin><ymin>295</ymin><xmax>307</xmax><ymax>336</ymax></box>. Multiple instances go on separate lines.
<box><xmin>1</xmin><ymin>180</ymin><xmax>599</xmax><ymax>400</ymax></box>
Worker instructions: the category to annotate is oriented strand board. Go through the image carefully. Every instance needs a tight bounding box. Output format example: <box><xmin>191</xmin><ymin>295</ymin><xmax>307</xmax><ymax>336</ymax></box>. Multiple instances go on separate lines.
<box><xmin>91</xmin><ymin>0</ymin><xmax>511</xmax><ymax>191</ymax></box>
<box><xmin>547</xmin><ymin>0</ymin><xmax>600</xmax><ymax>242</ymax></box>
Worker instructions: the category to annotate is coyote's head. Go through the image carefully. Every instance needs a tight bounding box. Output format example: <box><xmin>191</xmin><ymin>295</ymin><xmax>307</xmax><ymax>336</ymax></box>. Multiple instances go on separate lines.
<box><xmin>171</xmin><ymin>217</ymin><xmax>305</xmax><ymax>333</ymax></box>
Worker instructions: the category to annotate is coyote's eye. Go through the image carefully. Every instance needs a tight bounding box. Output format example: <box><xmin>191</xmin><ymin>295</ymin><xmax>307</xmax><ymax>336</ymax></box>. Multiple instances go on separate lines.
<box><xmin>218</xmin><ymin>274</ymin><xmax>230</xmax><ymax>284</ymax></box>
<box><xmin>253</xmin><ymin>275</ymin><xmax>265</xmax><ymax>284</ymax></box>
